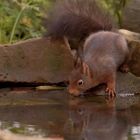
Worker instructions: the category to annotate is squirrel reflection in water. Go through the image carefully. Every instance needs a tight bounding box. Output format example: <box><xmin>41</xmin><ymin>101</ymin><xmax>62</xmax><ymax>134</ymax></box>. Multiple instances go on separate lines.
<box><xmin>64</xmin><ymin>97</ymin><xmax>132</xmax><ymax>140</ymax></box>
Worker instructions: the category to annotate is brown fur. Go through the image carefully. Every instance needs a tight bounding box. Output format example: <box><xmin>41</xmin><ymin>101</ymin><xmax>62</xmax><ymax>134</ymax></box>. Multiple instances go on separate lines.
<box><xmin>45</xmin><ymin>0</ymin><xmax>115</xmax><ymax>48</ymax></box>
<box><xmin>68</xmin><ymin>31</ymin><xmax>129</xmax><ymax>97</ymax></box>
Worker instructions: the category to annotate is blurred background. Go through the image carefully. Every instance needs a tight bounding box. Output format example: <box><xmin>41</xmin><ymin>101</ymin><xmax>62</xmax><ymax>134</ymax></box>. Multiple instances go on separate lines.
<box><xmin>0</xmin><ymin>0</ymin><xmax>128</xmax><ymax>44</ymax></box>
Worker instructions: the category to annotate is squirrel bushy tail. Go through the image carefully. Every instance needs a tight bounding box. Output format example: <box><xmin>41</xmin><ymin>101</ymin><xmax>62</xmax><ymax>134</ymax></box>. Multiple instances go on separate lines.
<box><xmin>45</xmin><ymin>0</ymin><xmax>115</xmax><ymax>41</ymax></box>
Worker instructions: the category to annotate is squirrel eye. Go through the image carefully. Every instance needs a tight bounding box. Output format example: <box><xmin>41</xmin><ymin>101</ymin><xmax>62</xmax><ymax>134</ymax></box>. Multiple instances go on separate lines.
<box><xmin>77</xmin><ymin>79</ymin><xmax>84</xmax><ymax>86</ymax></box>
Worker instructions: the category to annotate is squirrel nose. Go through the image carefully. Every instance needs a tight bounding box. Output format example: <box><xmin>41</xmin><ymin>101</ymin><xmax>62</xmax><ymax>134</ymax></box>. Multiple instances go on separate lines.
<box><xmin>68</xmin><ymin>87</ymin><xmax>80</xmax><ymax>96</ymax></box>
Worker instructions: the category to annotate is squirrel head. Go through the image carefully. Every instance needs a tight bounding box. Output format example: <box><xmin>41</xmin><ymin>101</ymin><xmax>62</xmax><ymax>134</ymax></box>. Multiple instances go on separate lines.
<box><xmin>68</xmin><ymin>58</ymin><xmax>93</xmax><ymax>96</ymax></box>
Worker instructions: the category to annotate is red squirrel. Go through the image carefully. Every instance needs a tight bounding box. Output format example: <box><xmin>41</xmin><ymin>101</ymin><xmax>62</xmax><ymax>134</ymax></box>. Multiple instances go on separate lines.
<box><xmin>45</xmin><ymin>0</ymin><xmax>129</xmax><ymax>97</ymax></box>
<box><xmin>68</xmin><ymin>31</ymin><xmax>129</xmax><ymax>97</ymax></box>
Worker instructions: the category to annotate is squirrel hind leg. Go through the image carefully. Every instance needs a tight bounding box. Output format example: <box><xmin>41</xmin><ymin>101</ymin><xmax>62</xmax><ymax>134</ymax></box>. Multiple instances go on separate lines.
<box><xmin>119</xmin><ymin>63</ymin><xmax>129</xmax><ymax>73</ymax></box>
<box><xmin>119</xmin><ymin>45</ymin><xmax>130</xmax><ymax>73</ymax></box>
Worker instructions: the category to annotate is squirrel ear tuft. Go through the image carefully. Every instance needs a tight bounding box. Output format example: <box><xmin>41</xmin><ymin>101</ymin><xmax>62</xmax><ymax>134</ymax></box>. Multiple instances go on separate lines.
<box><xmin>82</xmin><ymin>62</ymin><xmax>89</xmax><ymax>75</ymax></box>
<box><xmin>74</xmin><ymin>57</ymin><xmax>82</xmax><ymax>68</ymax></box>
<box><xmin>82</xmin><ymin>62</ymin><xmax>93</xmax><ymax>78</ymax></box>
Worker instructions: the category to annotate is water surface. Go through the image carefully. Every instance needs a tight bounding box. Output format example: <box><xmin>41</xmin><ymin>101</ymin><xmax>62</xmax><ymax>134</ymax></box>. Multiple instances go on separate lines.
<box><xmin>0</xmin><ymin>88</ymin><xmax>140</xmax><ymax>140</ymax></box>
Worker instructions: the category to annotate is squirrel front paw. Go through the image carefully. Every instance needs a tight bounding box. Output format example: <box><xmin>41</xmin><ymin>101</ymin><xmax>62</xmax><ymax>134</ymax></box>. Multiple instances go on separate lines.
<box><xmin>105</xmin><ymin>87</ymin><xmax>116</xmax><ymax>98</ymax></box>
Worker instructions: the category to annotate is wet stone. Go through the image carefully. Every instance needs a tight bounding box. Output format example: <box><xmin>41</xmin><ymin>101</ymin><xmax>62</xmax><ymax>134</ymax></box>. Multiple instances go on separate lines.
<box><xmin>122</xmin><ymin>0</ymin><xmax>140</xmax><ymax>33</ymax></box>
<box><xmin>0</xmin><ymin>37</ymin><xmax>74</xmax><ymax>84</ymax></box>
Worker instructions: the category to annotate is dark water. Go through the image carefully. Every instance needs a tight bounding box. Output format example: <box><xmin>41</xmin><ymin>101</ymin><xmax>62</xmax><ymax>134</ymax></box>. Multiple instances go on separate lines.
<box><xmin>0</xmin><ymin>89</ymin><xmax>140</xmax><ymax>140</ymax></box>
